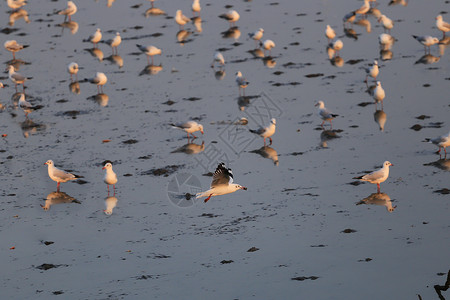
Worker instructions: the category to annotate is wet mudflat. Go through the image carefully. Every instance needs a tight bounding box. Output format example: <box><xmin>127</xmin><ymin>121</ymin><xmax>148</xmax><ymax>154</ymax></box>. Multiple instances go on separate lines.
<box><xmin>0</xmin><ymin>0</ymin><xmax>449</xmax><ymax>299</ymax></box>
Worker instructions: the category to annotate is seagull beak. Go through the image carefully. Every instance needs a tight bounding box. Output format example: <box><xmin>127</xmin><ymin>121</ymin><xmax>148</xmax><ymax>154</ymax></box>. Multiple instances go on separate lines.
<box><xmin>241</xmin><ymin>186</ymin><xmax>247</xmax><ymax>190</ymax></box>
<box><xmin>390</xmin><ymin>163</ymin><xmax>394</xmax><ymax>166</ymax></box>
<box><xmin>102</xmin><ymin>166</ymin><xmax>106</xmax><ymax>170</ymax></box>
<box><xmin>44</xmin><ymin>162</ymin><xmax>47</xmax><ymax>165</ymax></box>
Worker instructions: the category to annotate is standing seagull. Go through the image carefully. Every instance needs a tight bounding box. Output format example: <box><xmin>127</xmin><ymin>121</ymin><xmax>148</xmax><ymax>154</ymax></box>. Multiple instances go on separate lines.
<box><xmin>315</xmin><ymin>101</ymin><xmax>338</xmax><ymax>129</ymax></box>
<box><xmin>364</xmin><ymin>60</ymin><xmax>379</xmax><ymax>82</ymax></box>
<box><xmin>106</xmin><ymin>32</ymin><xmax>121</xmax><ymax>55</ymax></box>
<box><xmin>355</xmin><ymin>0</ymin><xmax>370</xmax><ymax>17</ymax></box>
<box><xmin>196</xmin><ymin>162</ymin><xmax>247</xmax><ymax>203</ymax></box>
<box><xmin>219</xmin><ymin>10</ymin><xmax>240</xmax><ymax>27</ymax></box>
<box><xmin>171</xmin><ymin>121</ymin><xmax>204</xmax><ymax>139</ymax></box>
<box><xmin>4</xmin><ymin>40</ymin><xmax>28</xmax><ymax>60</ymax></box>
<box><xmin>235</xmin><ymin>71</ymin><xmax>249</xmax><ymax>96</ymax></box>
<box><xmin>175</xmin><ymin>10</ymin><xmax>190</xmax><ymax>29</ymax></box>
<box><xmin>211</xmin><ymin>52</ymin><xmax>225</xmax><ymax>68</ymax></box>
<box><xmin>412</xmin><ymin>35</ymin><xmax>439</xmax><ymax>53</ymax></box>
<box><xmin>136</xmin><ymin>44</ymin><xmax>162</xmax><ymax>64</ymax></box>
<box><xmin>378</xmin><ymin>15</ymin><xmax>394</xmax><ymax>33</ymax></box>
<box><xmin>67</xmin><ymin>62</ymin><xmax>79</xmax><ymax>81</ymax></box>
<box><xmin>249</xmin><ymin>118</ymin><xmax>276</xmax><ymax>146</ymax></box>
<box><xmin>18</xmin><ymin>93</ymin><xmax>33</xmax><ymax>116</ymax></box>
<box><xmin>45</xmin><ymin>160</ymin><xmax>78</xmax><ymax>192</ymax></box>
<box><xmin>7</xmin><ymin>0</ymin><xmax>27</xmax><ymax>10</ymax></box>
<box><xmin>424</xmin><ymin>131</ymin><xmax>450</xmax><ymax>156</ymax></box>
<box><xmin>353</xmin><ymin>161</ymin><xmax>393</xmax><ymax>193</ymax></box>
<box><xmin>373</xmin><ymin>81</ymin><xmax>385</xmax><ymax>108</ymax></box>
<box><xmin>261</xmin><ymin>39</ymin><xmax>275</xmax><ymax>56</ymax></box>
<box><xmin>436</xmin><ymin>15</ymin><xmax>450</xmax><ymax>38</ymax></box>
<box><xmin>89</xmin><ymin>72</ymin><xmax>107</xmax><ymax>93</ymax></box>
<box><xmin>248</xmin><ymin>28</ymin><xmax>264</xmax><ymax>47</ymax></box>
<box><xmin>87</xmin><ymin>28</ymin><xmax>102</xmax><ymax>48</ymax></box>
<box><xmin>7</xmin><ymin>65</ymin><xmax>29</xmax><ymax>91</ymax></box>
<box><xmin>325</xmin><ymin>25</ymin><xmax>336</xmax><ymax>42</ymax></box>
<box><xmin>192</xmin><ymin>0</ymin><xmax>201</xmax><ymax>16</ymax></box>
<box><xmin>58</xmin><ymin>1</ymin><xmax>77</xmax><ymax>22</ymax></box>
<box><xmin>103</xmin><ymin>162</ymin><xmax>118</xmax><ymax>195</ymax></box>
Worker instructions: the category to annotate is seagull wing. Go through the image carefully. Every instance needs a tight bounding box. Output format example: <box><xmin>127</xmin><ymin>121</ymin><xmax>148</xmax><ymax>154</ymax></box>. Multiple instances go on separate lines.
<box><xmin>53</xmin><ymin>167</ymin><xmax>76</xmax><ymax>181</ymax></box>
<box><xmin>211</xmin><ymin>163</ymin><xmax>233</xmax><ymax>187</ymax></box>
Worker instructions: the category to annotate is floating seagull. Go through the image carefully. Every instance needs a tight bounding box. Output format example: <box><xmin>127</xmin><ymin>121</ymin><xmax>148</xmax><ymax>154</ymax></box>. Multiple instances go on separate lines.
<box><xmin>171</xmin><ymin>121</ymin><xmax>204</xmax><ymax>139</ymax></box>
<box><xmin>373</xmin><ymin>81</ymin><xmax>385</xmax><ymax>108</ymax></box>
<box><xmin>325</xmin><ymin>25</ymin><xmax>336</xmax><ymax>41</ymax></box>
<box><xmin>89</xmin><ymin>72</ymin><xmax>107</xmax><ymax>93</ymax></box>
<box><xmin>343</xmin><ymin>11</ymin><xmax>356</xmax><ymax>27</ymax></box>
<box><xmin>364</xmin><ymin>60</ymin><xmax>379</xmax><ymax>82</ymax></box>
<box><xmin>412</xmin><ymin>35</ymin><xmax>439</xmax><ymax>53</ymax></box>
<box><xmin>136</xmin><ymin>44</ymin><xmax>161</xmax><ymax>65</ymax></box>
<box><xmin>45</xmin><ymin>160</ymin><xmax>78</xmax><ymax>192</ymax></box>
<box><xmin>249</xmin><ymin>118</ymin><xmax>276</xmax><ymax>146</ymax></box>
<box><xmin>175</xmin><ymin>10</ymin><xmax>190</xmax><ymax>29</ymax></box>
<box><xmin>329</xmin><ymin>39</ymin><xmax>343</xmax><ymax>57</ymax></box>
<box><xmin>58</xmin><ymin>1</ymin><xmax>77</xmax><ymax>22</ymax></box>
<box><xmin>7</xmin><ymin>65</ymin><xmax>29</xmax><ymax>91</ymax></box>
<box><xmin>106</xmin><ymin>32</ymin><xmax>121</xmax><ymax>55</ymax></box>
<box><xmin>4</xmin><ymin>40</ymin><xmax>28</xmax><ymax>60</ymax></box>
<box><xmin>192</xmin><ymin>0</ymin><xmax>201</xmax><ymax>16</ymax></box>
<box><xmin>7</xmin><ymin>0</ymin><xmax>27</xmax><ymax>10</ymax></box>
<box><xmin>18</xmin><ymin>93</ymin><xmax>33</xmax><ymax>116</ymax></box>
<box><xmin>248</xmin><ymin>28</ymin><xmax>264</xmax><ymax>46</ymax></box>
<box><xmin>353</xmin><ymin>161</ymin><xmax>393</xmax><ymax>193</ymax></box>
<box><xmin>219</xmin><ymin>10</ymin><xmax>240</xmax><ymax>27</ymax></box>
<box><xmin>315</xmin><ymin>101</ymin><xmax>338</xmax><ymax>129</ymax></box>
<box><xmin>67</xmin><ymin>62</ymin><xmax>79</xmax><ymax>81</ymax></box>
<box><xmin>235</xmin><ymin>71</ymin><xmax>249</xmax><ymax>96</ymax></box>
<box><xmin>211</xmin><ymin>52</ymin><xmax>225</xmax><ymax>68</ymax></box>
<box><xmin>378</xmin><ymin>15</ymin><xmax>393</xmax><ymax>33</ymax></box>
<box><xmin>355</xmin><ymin>0</ymin><xmax>370</xmax><ymax>17</ymax></box>
<box><xmin>87</xmin><ymin>28</ymin><xmax>102</xmax><ymax>48</ymax></box>
<box><xmin>436</xmin><ymin>15</ymin><xmax>450</xmax><ymax>38</ymax></box>
<box><xmin>103</xmin><ymin>162</ymin><xmax>118</xmax><ymax>195</ymax></box>
<box><xmin>196</xmin><ymin>162</ymin><xmax>247</xmax><ymax>203</ymax></box>
<box><xmin>260</xmin><ymin>39</ymin><xmax>275</xmax><ymax>56</ymax></box>
<box><xmin>424</xmin><ymin>131</ymin><xmax>450</xmax><ymax>156</ymax></box>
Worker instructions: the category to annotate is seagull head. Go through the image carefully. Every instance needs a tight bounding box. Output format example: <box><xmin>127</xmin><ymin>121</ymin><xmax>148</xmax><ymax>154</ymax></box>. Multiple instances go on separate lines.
<box><xmin>270</xmin><ymin>118</ymin><xmax>276</xmax><ymax>125</ymax></box>
<box><xmin>44</xmin><ymin>160</ymin><xmax>54</xmax><ymax>166</ymax></box>
<box><xmin>234</xmin><ymin>184</ymin><xmax>247</xmax><ymax>191</ymax></box>
<box><xmin>436</xmin><ymin>15</ymin><xmax>442</xmax><ymax>21</ymax></box>
<box><xmin>236</xmin><ymin>71</ymin><xmax>242</xmax><ymax>77</ymax></box>
<box><xmin>259</xmin><ymin>28</ymin><xmax>264</xmax><ymax>33</ymax></box>
<box><xmin>384</xmin><ymin>161</ymin><xmax>393</xmax><ymax>167</ymax></box>
<box><xmin>102</xmin><ymin>162</ymin><xmax>113</xmax><ymax>170</ymax></box>
<box><xmin>373</xmin><ymin>60</ymin><xmax>378</xmax><ymax>65</ymax></box>
<box><xmin>315</xmin><ymin>101</ymin><xmax>325</xmax><ymax>108</ymax></box>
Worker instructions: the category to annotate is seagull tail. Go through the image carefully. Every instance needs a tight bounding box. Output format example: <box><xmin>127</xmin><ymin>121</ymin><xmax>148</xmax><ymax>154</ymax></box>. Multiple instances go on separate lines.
<box><xmin>412</xmin><ymin>35</ymin><xmax>418</xmax><ymax>39</ymax></box>
<box><xmin>352</xmin><ymin>175</ymin><xmax>364</xmax><ymax>180</ymax></box>
<box><xmin>196</xmin><ymin>191</ymin><xmax>207</xmax><ymax>199</ymax></box>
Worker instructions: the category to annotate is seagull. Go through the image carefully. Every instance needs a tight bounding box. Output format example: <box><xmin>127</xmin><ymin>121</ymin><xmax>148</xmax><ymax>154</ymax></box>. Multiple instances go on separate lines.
<box><xmin>343</xmin><ymin>11</ymin><xmax>356</xmax><ymax>27</ymax></box>
<box><xmin>87</xmin><ymin>28</ymin><xmax>102</xmax><ymax>48</ymax></box>
<box><xmin>58</xmin><ymin>1</ymin><xmax>77</xmax><ymax>22</ymax></box>
<box><xmin>196</xmin><ymin>162</ymin><xmax>247</xmax><ymax>203</ymax></box>
<box><xmin>248</xmin><ymin>28</ymin><xmax>264</xmax><ymax>47</ymax></box>
<box><xmin>330</xmin><ymin>39</ymin><xmax>343</xmax><ymax>57</ymax></box>
<box><xmin>353</xmin><ymin>161</ymin><xmax>393</xmax><ymax>193</ymax></box>
<box><xmin>103</xmin><ymin>162</ymin><xmax>118</xmax><ymax>194</ymax></box>
<box><xmin>315</xmin><ymin>101</ymin><xmax>338</xmax><ymax>129</ymax></box>
<box><xmin>412</xmin><ymin>35</ymin><xmax>439</xmax><ymax>53</ymax></box>
<box><xmin>4</xmin><ymin>40</ymin><xmax>29</xmax><ymax>60</ymax></box>
<box><xmin>7</xmin><ymin>65</ymin><xmax>29</xmax><ymax>91</ymax></box>
<box><xmin>67</xmin><ymin>62</ymin><xmax>79</xmax><ymax>81</ymax></box>
<box><xmin>106</xmin><ymin>32</ymin><xmax>121</xmax><ymax>55</ymax></box>
<box><xmin>136</xmin><ymin>44</ymin><xmax>161</xmax><ymax>65</ymax></box>
<box><xmin>378</xmin><ymin>14</ymin><xmax>393</xmax><ymax>33</ymax></box>
<box><xmin>7</xmin><ymin>0</ymin><xmax>27</xmax><ymax>10</ymax></box>
<box><xmin>249</xmin><ymin>118</ymin><xmax>277</xmax><ymax>146</ymax></box>
<box><xmin>378</xmin><ymin>33</ymin><xmax>395</xmax><ymax>49</ymax></box>
<box><xmin>436</xmin><ymin>15</ymin><xmax>450</xmax><ymax>38</ymax></box>
<box><xmin>45</xmin><ymin>160</ymin><xmax>78</xmax><ymax>192</ymax></box>
<box><xmin>175</xmin><ymin>10</ymin><xmax>190</xmax><ymax>29</ymax></box>
<box><xmin>424</xmin><ymin>131</ymin><xmax>450</xmax><ymax>156</ymax></box>
<box><xmin>260</xmin><ymin>39</ymin><xmax>275</xmax><ymax>56</ymax></box>
<box><xmin>355</xmin><ymin>0</ymin><xmax>370</xmax><ymax>17</ymax></box>
<box><xmin>18</xmin><ymin>93</ymin><xmax>33</xmax><ymax>116</ymax></box>
<box><xmin>236</xmin><ymin>71</ymin><xmax>249</xmax><ymax>96</ymax></box>
<box><xmin>171</xmin><ymin>121</ymin><xmax>204</xmax><ymax>139</ymax></box>
<box><xmin>192</xmin><ymin>0</ymin><xmax>201</xmax><ymax>16</ymax></box>
<box><xmin>373</xmin><ymin>81</ymin><xmax>385</xmax><ymax>108</ymax></box>
<box><xmin>325</xmin><ymin>25</ymin><xmax>336</xmax><ymax>41</ymax></box>
<box><xmin>364</xmin><ymin>60</ymin><xmax>379</xmax><ymax>82</ymax></box>
<box><xmin>211</xmin><ymin>52</ymin><xmax>225</xmax><ymax>68</ymax></box>
<box><xmin>219</xmin><ymin>10</ymin><xmax>240</xmax><ymax>27</ymax></box>
<box><xmin>89</xmin><ymin>72</ymin><xmax>107</xmax><ymax>93</ymax></box>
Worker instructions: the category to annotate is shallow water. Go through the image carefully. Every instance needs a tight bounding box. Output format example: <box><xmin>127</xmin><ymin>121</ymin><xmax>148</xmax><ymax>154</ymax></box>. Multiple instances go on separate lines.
<box><xmin>0</xmin><ymin>0</ymin><xmax>449</xmax><ymax>299</ymax></box>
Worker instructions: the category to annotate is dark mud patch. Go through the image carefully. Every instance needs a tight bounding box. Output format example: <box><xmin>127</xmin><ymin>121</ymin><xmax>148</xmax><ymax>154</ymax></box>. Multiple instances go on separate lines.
<box><xmin>122</xmin><ymin>139</ymin><xmax>139</xmax><ymax>144</ymax></box>
<box><xmin>141</xmin><ymin>165</ymin><xmax>183</xmax><ymax>176</ymax></box>
<box><xmin>358</xmin><ymin>102</ymin><xmax>373</xmax><ymax>107</ymax></box>
<box><xmin>183</xmin><ymin>97</ymin><xmax>202</xmax><ymax>101</ymax></box>
<box><xmin>220</xmin><ymin>260</ymin><xmax>233</xmax><ymax>264</ymax></box>
<box><xmin>291</xmin><ymin>276</ymin><xmax>319</xmax><ymax>281</ymax></box>
<box><xmin>305</xmin><ymin>73</ymin><xmax>323</xmax><ymax>78</ymax></box>
<box><xmin>247</xmin><ymin>247</ymin><xmax>259</xmax><ymax>252</ymax></box>
<box><xmin>341</xmin><ymin>228</ymin><xmax>357</xmax><ymax>233</ymax></box>
<box><xmin>135</xmin><ymin>274</ymin><xmax>162</xmax><ymax>280</ymax></box>
<box><xmin>358</xmin><ymin>258</ymin><xmax>373</xmax><ymax>262</ymax></box>
<box><xmin>36</xmin><ymin>263</ymin><xmax>67</xmax><ymax>271</ymax></box>
<box><xmin>200</xmin><ymin>213</ymin><xmax>221</xmax><ymax>218</ymax></box>
<box><xmin>410</xmin><ymin>122</ymin><xmax>443</xmax><ymax>131</ymax></box>
<box><xmin>433</xmin><ymin>188</ymin><xmax>450</xmax><ymax>195</ymax></box>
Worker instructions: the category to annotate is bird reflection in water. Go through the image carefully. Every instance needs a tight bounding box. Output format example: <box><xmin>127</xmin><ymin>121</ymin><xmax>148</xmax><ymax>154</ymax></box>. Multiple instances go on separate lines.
<box><xmin>214</xmin><ymin>69</ymin><xmax>226</xmax><ymax>80</ymax></box>
<box><xmin>221</xmin><ymin>27</ymin><xmax>241</xmax><ymax>41</ymax></box>
<box><xmin>263</xmin><ymin>57</ymin><xmax>276</xmax><ymax>68</ymax></box>
<box><xmin>415</xmin><ymin>54</ymin><xmax>440</xmax><ymax>65</ymax></box>
<box><xmin>69</xmin><ymin>81</ymin><xmax>80</xmax><ymax>94</ymax></box>
<box><xmin>58</xmin><ymin>21</ymin><xmax>79</xmax><ymax>35</ymax></box>
<box><xmin>41</xmin><ymin>191</ymin><xmax>80</xmax><ymax>211</ymax></box>
<box><xmin>319</xmin><ymin>130</ymin><xmax>341</xmax><ymax>148</ymax></box>
<box><xmin>423</xmin><ymin>158</ymin><xmax>450</xmax><ymax>171</ymax></box>
<box><xmin>171</xmin><ymin>141</ymin><xmax>205</xmax><ymax>155</ymax></box>
<box><xmin>176</xmin><ymin>30</ymin><xmax>192</xmax><ymax>46</ymax></box>
<box><xmin>374</xmin><ymin>109</ymin><xmax>387</xmax><ymax>131</ymax></box>
<box><xmin>344</xmin><ymin>27</ymin><xmax>358</xmax><ymax>40</ymax></box>
<box><xmin>192</xmin><ymin>17</ymin><xmax>202</xmax><ymax>33</ymax></box>
<box><xmin>85</xmin><ymin>47</ymin><xmax>104</xmax><ymax>62</ymax></box>
<box><xmin>87</xmin><ymin>93</ymin><xmax>109</xmax><ymax>107</ymax></box>
<box><xmin>237</xmin><ymin>96</ymin><xmax>250</xmax><ymax>111</ymax></box>
<box><xmin>250</xmin><ymin>146</ymin><xmax>279</xmax><ymax>166</ymax></box>
<box><xmin>357</xmin><ymin>192</ymin><xmax>396</xmax><ymax>212</ymax></box>
<box><xmin>139</xmin><ymin>64</ymin><xmax>163</xmax><ymax>76</ymax></box>
<box><xmin>105</xmin><ymin>54</ymin><xmax>123</xmax><ymax>69</ymax></box>
<box><xmin>355</xmin><ymin>19</ymin><xmax>371</xmax><ymax>33</ymax></box>
<box><xmin>145</xmin><ymin>7</ymin><xmax>166</xmax><ymax>17</ymax></box>
<box><xmin>104</xmin><ymin>195</ymin><xmax>118</xmax><ymax>215</ymax></box>
<box><xmin>330</xmin><ymin>56</ymin><xmax>344</xmax><ymax>67</ymax></box>
<box><xmin>9</xmin><ymin>8</ymin><xmax>30</xmax><ymax>26</ymax></box>
<box><xmin>21</xmin><ymin>118</ymin><xmax>46</xmax><ymax>138</ymax></box>
<box><xmin>249</xmin><ymin>48</ymin><xmax>265</xmax><ymax>59</ymax></box>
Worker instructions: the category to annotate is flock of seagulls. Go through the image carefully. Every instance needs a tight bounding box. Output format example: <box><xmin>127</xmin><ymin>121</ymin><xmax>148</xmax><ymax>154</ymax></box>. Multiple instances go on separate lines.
<box><xmin>0</xmin><ymin>0</ymin><xmax>448</xmax><ymax>206</ymax></box>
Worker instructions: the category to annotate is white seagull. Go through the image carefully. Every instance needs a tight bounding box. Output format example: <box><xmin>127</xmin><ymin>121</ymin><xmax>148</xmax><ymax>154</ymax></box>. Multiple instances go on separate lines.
<box><xmin>18</xmin><ymin>93</ymin><xmax>33</xmax><ymax>116</ymax></box>
<box><xmin>7</xmin><ymin>0</ymin><xmax>27</xmax><ymax>10</ymax></box>
<box><xmin>103</xmin><ymin>162</ymin><xmax>118</xmax><ymax>194</ymax></box>
<box><xmin>364</xmin><ymin>60</ymin><xmax>379</xmax><ymax>82</ymax></box>
<box><xmin>67</xmin><ymin>62</ymin><xmax>79</xmax><ymax>81</ymax></box>
<box><xmin>355</xmin><ymin>0</ymin><xmax>370</xmax><ymax>16</ymax></box>
<box><xmin>425</xmin><ymin>131</ymin><xmax>450</xmax><ymax>156</ymax></box>
<box><xmin>175</xmin><ymin>10</ymin><xmax>190</xmax><ymax>29</ymax></box>
<box><xmin>106</xmin><ymin>32</ymin><xmax>121</xmax><ymax>55</ymax></box>
<box><xmin>261</xmin><ymin>39</ymin><xmax>275</xmax><ymax>56</ymax></box>
<box><xmin>45</xmin><ymin>160</ymin><xmax>78</xmax><ymax>192</ymax></box>
<box><xmin>325</xmin><ymin>25</ymin><xmax>336</xmax><ymax>41</ymax></box>
<box><xmin>315</xmin><ymin>101</ymin><xmax>338</xmax><ymax>129</ymax></box>
<box><xmin>58</xmin><ymin>1</ymin><xmax>77</xmax><ymax>22</ymax></box>
<box><xmin>136</xmin><ymin>44</ymin><xmax>161</xmax><ymax>65</ymax></box>
<box><xmin>412</xmin><ymin>35</ymin><xmax>439</xmax><ymax>53</ymax></box>
<box><xmin>436</xmin><ymin>15</ymin><xmax>450</xmax><ymax>38</ymax></box>
<box><xmin>7</xmin><ymin>65</ymin><xmax>29</xmax><ymax>91</ymax></box>
<box><xmin>236</xmin><ymin>71</ymin><xmax>249</xmax><ymax>96</ymax></box>
<box><xmin>353</xmin><ymin>161</ymin><xmax>393</xmax><ymax>193</ymax></box>
<box><xmin>171</xmin><ymin>121</ymin><xmax>204</xmax><ymax>139</ymax></box>
<box><xmin>87</xmin><ymin>28</ymin><xmax>102</xmax><ymax>48</ymax></box>
<box><xmin>192</xmin><ymin>0</ymin><xmax>201</xmax><ymax>16</ymax></box>
<box><xmin>249</xmin><ymin>28</ymin><xmax>264</xmax><ymax>46</ymax></box>
<box><xmin>219</xmin><ymin>10</ymin><xmax>240</xmax><ymax>27</ymax></box>
<box><xmin>373</xmin><ymin>81</ymin><xmax>385</xmax><ymax>108</ymax></box>
<box><xmin>378</xmin><ymin>15</ymin><xmax>393</xmax><ymax>33</ymax></box>
<box><xmin>196</xmin><ymin>162</ymin><xmax>247</xmax><ymax>203</ymax></box>
<box><xmin>89</xmin><ymin>72</ymin><xmax>107</xmax><ymax>93</ymax></box>
<box><xmin>249</xmin><ymin>118</ymin><xmax>276</xmax><ymax>146</ymax></box>
<box><xmin>4</xmin><ymin>40</ymin><xmax>28</xmax><ymax>60</ymax></box>
<box><xmin>211</xmin><ymin>52</ymin><xmax>225</xmax><ymax>68</ymax></box>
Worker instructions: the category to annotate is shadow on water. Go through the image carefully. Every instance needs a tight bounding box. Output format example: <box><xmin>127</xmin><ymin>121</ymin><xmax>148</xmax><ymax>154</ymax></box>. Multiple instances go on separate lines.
<box><xmin>250</xmin><ymin>146</ymin><xmax>279</xmax><ymax>166</ymax></box>
<box><xmin>41</xmin><ymin>191</ymin><xmax>80</xmax><ymax>211</ymax></box>
<box><xmin>104</xmin><ymin>195</ymin><xmax>118</xmax><ymax>215</ymax></box>
<box><xmin>356</xmin><ymin>192</ymin><xmax>396</xmax><ymax>212</ymax></box>
<box><xmin>171</xmin><ymin>141</ymin><xmax>205</xmax><ymax>155</ymax></box>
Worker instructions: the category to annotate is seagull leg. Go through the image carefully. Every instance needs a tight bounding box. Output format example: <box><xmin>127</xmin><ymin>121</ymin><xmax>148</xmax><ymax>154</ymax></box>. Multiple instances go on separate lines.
<box><xmin>269</xmin><ymin>137</ymin><xmax>273</xmax><ymax>145</ymax></box>
<box><xmin>377</xmin><ymin>183</ymin><xmax>380</xmax><ymax>194</ymax></box>
<box><xmin>204</xmin><ymin>194</ymin><xmax>212</xmax><ymax>203</ymax></box>
<box><xmin>57</xmin><ymin>182</ymin><xmax>60</xmax><ymax>192</ymax></box>
<box><xmin>329</xmin><ymin>120</ymin><xmax>333</xmax><ymax>129</ymax></box>
<box><xmin>321</xmin><ymin>121</ymin><xmax>325</xmax><ymax>129</ymax></box>
<box><xmin>263</xmin><ymin>137</ymin><xmax>266</xmax><ymax>146</ymax></box>
<box><xmin>192</xmin><ymin>133</ymin><xmax>197</xmax><ymax>139</ymax></box>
